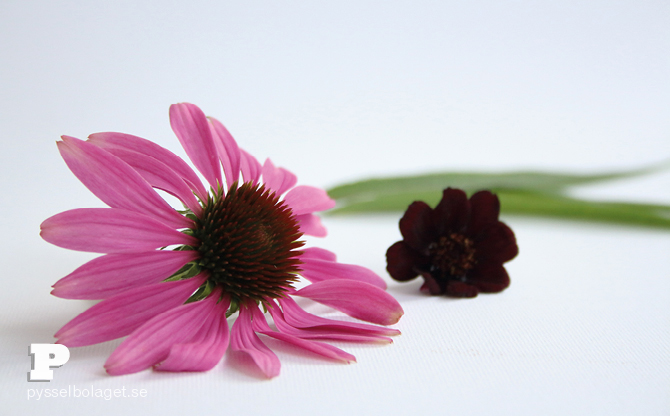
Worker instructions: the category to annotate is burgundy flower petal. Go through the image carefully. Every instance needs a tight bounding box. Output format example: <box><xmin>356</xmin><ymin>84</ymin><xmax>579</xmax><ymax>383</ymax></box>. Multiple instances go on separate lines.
<box><xmin>444</xmin><ymin>281</ymin><xmax>479</xmax><ymax>298</ymax></box>
<box><xmin>474</xmin><ymin>222</ymin><xmax>518</xmax><ymax>263</ymax></box>
<box><xmin>467</xmin><ymin>262</ymin><xmax>511</xmax><ymax>293</ymax></box>
<box><xmin>432</xmin><ymin>188</ymin><xmax>470</xmax><ymax>234</ymax></box>
<box><xmin>419</xmin><ymin>271</ymin><xmax>444</xmax><ymax>295</ymax></box>
<box><xmin>399</xmin><ymin>201</ymin><xmax>435</xmax><ymax>251</ymax></box>
<box><xmin>467</xmin><ymin>190</ymin><xmax>501</xmax><ymax>237</ymax></box>
<box><xmin>386</xmin><ymin>241</ymin><xmax>424</xmax><ymax>282</ymax></box>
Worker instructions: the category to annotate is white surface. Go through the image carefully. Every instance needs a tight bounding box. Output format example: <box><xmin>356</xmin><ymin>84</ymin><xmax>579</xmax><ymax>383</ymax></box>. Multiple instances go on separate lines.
<box><xmin>1</xmin><ymin>1</ymin><xmax>669</xmax><ymax>415</ymax></box>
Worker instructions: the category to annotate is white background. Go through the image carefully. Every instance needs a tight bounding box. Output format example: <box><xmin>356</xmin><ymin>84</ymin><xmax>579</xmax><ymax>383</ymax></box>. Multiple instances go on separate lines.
<box><xmin>1</xmin><ymin>1</ymin><xmax>669</xmax><ymax>415</ymax></box>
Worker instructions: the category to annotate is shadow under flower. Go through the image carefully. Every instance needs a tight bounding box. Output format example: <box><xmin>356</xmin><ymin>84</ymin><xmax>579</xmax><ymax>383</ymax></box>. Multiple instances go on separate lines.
<box><xmin>225</xmin><ymin>340</ymin><xmax>334</xmax><ymax>380</ymax></box>
<box><xmin>225</xmin><ymin>351</ymin><xmax>272</xmax><ymax>380</ymax></box>
<box><xmin>385</xmin><ymin>279</ymin><xmax>431</xmax><ymax>302</ymax></box>
<box><xmin>385</xmin><ymin>278</ymin><xmax>495</xmax><ymax>305</ymax></box>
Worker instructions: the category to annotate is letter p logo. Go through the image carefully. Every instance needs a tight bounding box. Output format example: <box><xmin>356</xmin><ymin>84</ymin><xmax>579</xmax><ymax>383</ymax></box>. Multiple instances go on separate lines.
<box><xmin>28</xmin><ymin>344</ymin><xmax>70</xmax><ymax>381</ymax></box>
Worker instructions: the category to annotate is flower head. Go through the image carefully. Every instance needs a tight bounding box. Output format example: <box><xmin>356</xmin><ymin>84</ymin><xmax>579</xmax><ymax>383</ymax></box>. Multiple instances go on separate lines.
<box><xmin>386</xmin><ymin>188</ymin><xmax>518</xmax><ymax>297</ymax></box>
<box><xmin>41</xmin><ymin>103</ymin><xmax>403</xmax><ymax>377</ymax></box>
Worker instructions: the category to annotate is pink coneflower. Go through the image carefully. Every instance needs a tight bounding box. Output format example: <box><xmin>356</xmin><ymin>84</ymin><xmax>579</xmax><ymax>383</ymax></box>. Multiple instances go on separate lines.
<box><xmin>41</xmin><ymin>103</ymin><xmax>403</xmax><ymax>377</ymax></box>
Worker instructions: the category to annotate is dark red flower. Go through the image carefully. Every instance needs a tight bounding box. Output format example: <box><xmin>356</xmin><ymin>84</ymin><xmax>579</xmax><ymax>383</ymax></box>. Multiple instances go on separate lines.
<box><xmin>386</xmin><ymin>188</ymin><xmax>518</xmax><ymax>297</ymax></box>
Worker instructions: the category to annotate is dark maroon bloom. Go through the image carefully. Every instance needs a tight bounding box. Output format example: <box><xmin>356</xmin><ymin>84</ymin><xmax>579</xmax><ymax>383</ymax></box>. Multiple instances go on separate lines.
<box><xmin>386</xmin><ymin>188</ymin><xmax>518</xmax><ymax>297</ymax></box>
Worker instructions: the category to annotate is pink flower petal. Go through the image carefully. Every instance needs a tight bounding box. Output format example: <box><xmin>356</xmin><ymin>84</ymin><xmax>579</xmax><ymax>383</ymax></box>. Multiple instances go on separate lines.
<box><xmin>92</xmin><ymin>146</ymin><xmax>202</xmax><ymax>215</ymax></box>
<box><xmin>40</xmin><ymin>208</ymin><xmax>198</xmax><ymax>253</ymax></box>
<box><xmin>155</xmin><ymin>294</ymin><xmax>231</xmax><ymax>372</ymax></box>
<box><xmin>239</xmin><ymin>149</ymin><xmax>262</xmax><ymax>185</ymax></box>
<box><xmin>56</xmin><ymin>276</ymin><xmax>205</xmax><ymax>347</ymax></box>
<box><xmin>279</xmin><ymin>296</ymin><xmax>400</xmax><ymax>336</ymax></box>
<box><xmin>268</xmin><ymin>303</ymin><xmax>390</xmax><ymax>344</ymax></box>
<box><xmin>299</xmin><ymin>257</ymin><xmax>387</xmax><ymax>289</ymax></box>
<box><xmin>59</xmin><ymin>136</ymin><xmax>191</xmax><ymax>229</ymax></box>
<box><xmin>294</xmin><ymin>280</ymin><xmax>404</xmax><ymax>326</ymax></box>
<box><xmin>261</xmin><ymin>158</ymin><xmax>297</xmax><ymax>196</ymax></box>
<box><xmin>52</xmin><ymin>250</ymin><xmax>199</xmax><ymax>299</ymax></box>
<box><xmin>300</xmin><ymin>247</ymin><xmax>337</xmax><ymax>262</ymax></box>
<box><xmin>88</xmin><ymin>132</ymin><xmax>207</xmax><ymax>201</ymax></box>
<box><xmin>295</xmin><ymin>213</ymin><xmax>328</xmax><ymax>237</ymax></box>
<box><xmin>208</xmin><ymin>117</ymin><xmax>241</xmax><ymax>188</ymax></box>
<box><xmin>104</xmin><ymin>290</ymin><xmax>220</xmax><ymax>375</ymax></box>
<box><xmin>283</xmin><ymin>185</ymin><xmax>336</xmax><ymax>216</ymax></box>
<box><xmin>251</xmin><ymin>306</ymin><xmax>356</xmax><ymax>362</ymax></box>
<box><xmin>169</xmin><ymin>103</ymin><xmax>222</xmax><ymax>189</ymax></box>
<box><xmin>230</xmin><ymin>305</ymin><xmax>280</xmax><ymax>378</ymax></box>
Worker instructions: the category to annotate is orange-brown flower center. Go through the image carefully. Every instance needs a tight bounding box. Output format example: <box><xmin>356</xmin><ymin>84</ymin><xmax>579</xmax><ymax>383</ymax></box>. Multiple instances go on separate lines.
<box><xmin>427</xmin><ymin>233</ymin><xmax>476</xmax><ymax>279</ymax></box>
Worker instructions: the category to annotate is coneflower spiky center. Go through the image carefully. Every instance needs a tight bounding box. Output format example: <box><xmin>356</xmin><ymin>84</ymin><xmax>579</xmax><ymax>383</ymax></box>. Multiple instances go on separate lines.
<box><xmin>192</xmin><ymin>182</ymin><xmax>304</xmax><ymax>302</ymax></box>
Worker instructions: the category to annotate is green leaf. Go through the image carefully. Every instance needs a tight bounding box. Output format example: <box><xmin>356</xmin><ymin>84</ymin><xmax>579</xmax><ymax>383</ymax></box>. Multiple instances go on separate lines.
<box><xmin>327</xmin><ymin>163</ymin><xmax>667</xmax><ymax>203</ymax></box>
<box><xmin>163</xmin><ymin>261</ymin><xmax>201</xmax><ymax>282</ymax></box>
<box><xmin>329</xmin><ymin>189</ymin><xmax>670</xmax><ymax>229</ymax></box>
<box><xmin>326</xmin><ymin>161</ymin><xmax>670</xmax><ymax>229</ymax></box>
<box><xmin>185</xmin><ymin>280</ymin><xmax>214</xmax><ymax>304</ymax></box>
